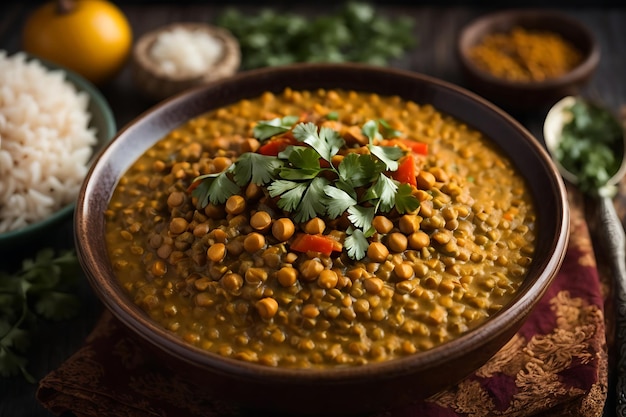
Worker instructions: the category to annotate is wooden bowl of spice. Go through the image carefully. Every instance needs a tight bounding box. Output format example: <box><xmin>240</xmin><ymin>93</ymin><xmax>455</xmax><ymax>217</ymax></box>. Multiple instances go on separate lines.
<box><xmin>131</xmin><ymin>22</ymin><xmax>241</xmax><ymax>101</ymax></box>
<box><xmin>457</xmin><ymin>9</ymin><xmax>599</xmax><ymax>111</ymax></box>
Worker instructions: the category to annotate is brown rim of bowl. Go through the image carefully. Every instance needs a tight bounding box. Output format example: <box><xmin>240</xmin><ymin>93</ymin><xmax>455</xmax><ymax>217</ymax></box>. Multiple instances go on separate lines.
<box><xmin>75</xmin><ymin>62</ymin><xmax>570</xmax><ymax>384</ymax></box>
<box><xmin>457</xmin><ymin>9</ymin><xmax>600</xmax><ymax>90</ymax></box>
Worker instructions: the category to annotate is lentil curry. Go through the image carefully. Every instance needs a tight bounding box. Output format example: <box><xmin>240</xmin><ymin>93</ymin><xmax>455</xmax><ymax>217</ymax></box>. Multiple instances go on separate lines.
<box><xmin>105</xmin><ymin>89</ymin><xmax>536</xmax><ymax>369</ymax></box>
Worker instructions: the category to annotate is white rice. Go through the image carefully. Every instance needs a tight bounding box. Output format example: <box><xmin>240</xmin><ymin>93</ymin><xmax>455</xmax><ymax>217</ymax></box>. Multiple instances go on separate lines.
<box><xmin>0</xmin><ymin>51</ymin><xmax>97</xmax><ymax>233</ymax></box>
<box><xmin>150</xmin><ymin>27</ymin><xmax>223</xmax><ymax>77</ymax></box>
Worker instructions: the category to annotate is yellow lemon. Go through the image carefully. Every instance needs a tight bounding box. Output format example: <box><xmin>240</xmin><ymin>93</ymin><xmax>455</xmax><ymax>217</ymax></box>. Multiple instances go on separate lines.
<box><xmin>22</xmin><ymin>0</ymin><xmax>133</xmax><ymax>85</ymax></box>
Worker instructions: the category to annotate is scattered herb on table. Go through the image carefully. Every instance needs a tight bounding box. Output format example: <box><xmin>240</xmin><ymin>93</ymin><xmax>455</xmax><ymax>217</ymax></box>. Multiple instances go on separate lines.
<box><xmin>190</xmin><ymin>118</ymin><xmax>422</xmax><ymax>260</ymax></box>
<box><xmin>0</xmin><ymin>249</ymin><xmax>81</xmax><ymax>382</ymax></box>
<box><xmin>555</xmin><ymin>100</ymin><xmax>624</xmax><ymax>195</ymax></box>
<box><xmin>215</xmin><ymin>2</ymin><xmax>416</xmax><ymax>70</ymax></box>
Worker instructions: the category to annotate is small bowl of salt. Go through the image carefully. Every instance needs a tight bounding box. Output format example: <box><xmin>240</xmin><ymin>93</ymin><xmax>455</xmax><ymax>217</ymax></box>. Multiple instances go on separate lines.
<box><xmin>131</xmin><ymin>22</ymin><xmax>241</xmax><ymax>101</ymax></box>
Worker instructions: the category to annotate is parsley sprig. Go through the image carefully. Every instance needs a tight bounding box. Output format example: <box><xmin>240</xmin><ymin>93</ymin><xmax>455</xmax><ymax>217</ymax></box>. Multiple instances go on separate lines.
<box><xmin>191</xmin><ymin>118</ymin><xmax>420</xmax><ymax>259</ymax></box>
<box><xmin>0</xmin><ymin>249</ymin><xmax>81</xmax><ymax>382</ymax></box>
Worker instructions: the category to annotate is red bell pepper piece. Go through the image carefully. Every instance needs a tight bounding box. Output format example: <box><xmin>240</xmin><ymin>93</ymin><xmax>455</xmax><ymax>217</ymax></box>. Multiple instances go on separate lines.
<box><xmin>391</xmin><ymin>153</ymin><xmax>417</xmax><ymax>187</ymax></box>
<box><xmin>258</xmin><ymin>136</ymin><xmax>298</xmax><ymax>156</ymax></box>
<box><xmin>380</xmin><ymin>139</ymin><xmax>428</xmax><ymax>155</ymax></box>
<box><xmin>290</xmin><ymin>233</ymin><xmax>339</xmax><ymax>256</ymax></box>
<box><xmin>402</xmin><ymin>139</ymin><xmax>428</xmax><ymax>155</ymax></box>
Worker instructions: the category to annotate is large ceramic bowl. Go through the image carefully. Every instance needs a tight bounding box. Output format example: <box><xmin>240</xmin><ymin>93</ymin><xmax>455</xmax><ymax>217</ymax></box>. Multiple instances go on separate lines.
<box><xmin>75</xmin><ymin>63</ymin><xmax>569</xmax><ymax>416</ymax></box>
<box><xmin>0</xmin><ymin>53</ymin><xmax>116</xmax><ymax>254</ymax></box>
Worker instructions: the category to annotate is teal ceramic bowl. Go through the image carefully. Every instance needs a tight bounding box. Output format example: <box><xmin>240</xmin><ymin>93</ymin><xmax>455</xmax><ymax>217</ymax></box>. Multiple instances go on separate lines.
<box><xmin>0</xmin><ymin>54</ymin><xmax>116</xmax><ymax>252</ymax></box>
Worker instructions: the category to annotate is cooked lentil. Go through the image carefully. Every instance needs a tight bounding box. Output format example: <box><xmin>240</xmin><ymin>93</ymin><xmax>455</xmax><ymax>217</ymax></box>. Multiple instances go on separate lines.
<box><xmin>105</xmin><ymin>88</ymin><xmax>536</xmax><ymax>369</ymax></box>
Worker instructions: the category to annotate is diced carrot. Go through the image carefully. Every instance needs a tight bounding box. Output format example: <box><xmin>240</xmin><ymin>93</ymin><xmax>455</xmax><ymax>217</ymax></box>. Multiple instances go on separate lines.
<box><xmin>290</xmin><ymin>233</ymin><xmax>339</xmax><ymax>256</ymax></box>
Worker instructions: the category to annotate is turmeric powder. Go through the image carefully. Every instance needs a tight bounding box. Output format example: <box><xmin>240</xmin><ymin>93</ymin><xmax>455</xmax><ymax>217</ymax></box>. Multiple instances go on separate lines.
<box><xmin>469</xmin><ymin>27</ymin><xmax>582</xmax><ymax>82</ymax></box>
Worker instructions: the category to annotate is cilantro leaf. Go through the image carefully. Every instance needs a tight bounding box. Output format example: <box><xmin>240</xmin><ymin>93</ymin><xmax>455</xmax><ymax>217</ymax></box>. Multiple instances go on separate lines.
<box><xmin>324</xmin><ymin>185</ymin><xmax>357</xmax><ymax>218</ymax></box>
<box><xmin>268</xmin><ymin>180</ymin><xmax>308</xmax><ymax>212</ymax></box>
<box><xmin>192</xmin><ymin>170</ymin><xmax>240</xmax><ymax>206</ymax></box>
<box><xmin>347</xmin><ymin>205</ymin><xmax>376</xmax><ymax>231</ymax></box>
<box><xmin>279</xmin><ymin>147</ymin><xmax>323</xmax><ymax>180</ymax></box>
<box><xmin>35</xmin><ymin>291</ymin><xmax>81</xmax><ymax>320</ymax></box>
<box><xmin>294</xmin><ymin>177</ymin><xmax>330</xmax><ymax>223</ymax></box>
<box><xmin>327</xmin><ymin>111</ymin><xmax>339</xmax><ymax>121</ymax></box>
<box><xmin>379</xmin><ymin>119</ymin><xmax>403</xmax><ymax>138</ymax></box>
<box><xmin>293</xmin><ymin>122</ymin><xmax>344</xmax><ymax>162</ymax></box>
<box><xmin>0</xmin><ymin>249</ymin><xmax>80</xmax><ymax>382</ymax></box>
<box><xmin>362</xmin><ymin>174</ymin><xmax>398</xmax><ymax>212</ymax></box>
<box><xmin>368</xmin><ymin>144</ymin><xmax>403</xmax><ymax>171</ymax></box>
<box><xmin>233</xmin><ymin>153</ymin><xmax>282</xmax><ymax>186</ymax></box>
<box><xmin>0</xmin><ymin>346</ymin><xmax>31</xmax><ymax>381</ymax></box>
<box><xmin>338</xmin><ymin>153</ymin><xmax>384</xmax><ymax>187</ymax></box>
<box><xmin>2</xmin><ymin>327</ymin><xmax>30</xmax><ymax>352</ymax></box>
<box><xmin>253</xmin><ymin>115</ymin><xmax>299</xmax><ymax>140</ymax></box>
<box><xmin>362</xmin><ymin>119</ymin><xmax>382</xmax><ymax>142</ymax></box>
<box><xmin>345</xmin><ymin>228</ymin><xmax>369</xmax><ymax>260</ymax></box>
<box><xmin>395</xmin><ymin>183</ymin><xmax>421</xmax><ymax>213</ymax></box>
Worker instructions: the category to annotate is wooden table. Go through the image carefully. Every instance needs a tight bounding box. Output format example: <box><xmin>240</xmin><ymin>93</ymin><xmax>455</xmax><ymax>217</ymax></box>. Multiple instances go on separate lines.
<box><xmin>1</xmin><ymin>3</ymin><xmax>625</xmax><ymax>416</ymax></box>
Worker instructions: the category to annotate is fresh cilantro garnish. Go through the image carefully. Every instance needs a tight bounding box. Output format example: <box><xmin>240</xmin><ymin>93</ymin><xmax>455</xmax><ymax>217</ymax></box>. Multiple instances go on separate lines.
<box><xmin>362</xmin><ymin>119</ymin><xmax>382</xmax><ymax>141</ymax></box>
<box><xmin>379</xmin><ymin>118</ymin><xmax>403</xmax><ymax>138</ymax></box>
<box><xmin>338</xmin><ymin>153</ymin><xmax>385</xmax><ymax>187</ymax></box>
<box><xmin>327</xmin><ymin>111</ymin><xmax>340</xmax><ymax>121</ymax></box>
<box><xmin>192</xmin><ymin>166</ymin><xmax>240</xmax><ymax>206</ymax></box>
<box><xmin>345</xmin><ymin>228</ymin><xmax>369</xmax><ymax>260</ymax></box>
<box><xmin>363</xmin><ymin>119</ymin><xmax>404</xmax><ymax>171</ymax></box>
<box><xmin>191</xmin><ymin>118</ymin><xmax>421</xmax><ymax>259</ymax></box>
<box><xmin>233</xmin><ymin>153</ymin><xmax>284</xmax><ymax>186</ymax></box>
<box><xmin>0</xmin><ymin>249</ymin><xmax>81</xmax><ymax>382</ymax></box>
<box><xmin>293</xmin><ymin>122</ymin><xmax>345</xmax><ymax>163</ymax></box>
<box><xmin>253</xmin><ymin>115</ymin><xmax>300</xmax><ymax>140</ymax></box>
<box><xmin>395</xmin><ymin>183</ymin><xmax>421</xmax><ymax>213</ymax></box>
<box><xmin>297</xmin><ymin>177</ymin><xmax>330</xmax><ymax>223</ymax></box>
<box><xmin>216</xmin><ymin>2</ymin><xmax>415</xmax><ymax>70</ymax></box>
<box><xmin>278</xmin><ymin>147</ymin><xmax>323</xmax><ymax>180</ymax></box>
<box><xmin>555</xmin><ymin>100</ymin><xmax>624</xmax><ymax>195</ymax></box>
<box><xmin>324</xmin><ymin>185</ymin><xmax>357</xmax><ymax>218</ymax></box>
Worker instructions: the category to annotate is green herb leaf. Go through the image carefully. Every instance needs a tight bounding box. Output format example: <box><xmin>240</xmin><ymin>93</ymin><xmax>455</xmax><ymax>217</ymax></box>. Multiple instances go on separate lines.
<box><xmin>233</xmin><ymin>153</ymin><xmax>283</xmax><ymax>186</ymax></box>
<box><xmin>35</xmin><ymin>291</ymin><xmax>81</xmax><ymax>321</ymax></box>
<box><xmin>0</xmin><ymin>249</ymin><xmax>80</xmax><ymax>382</ymax></box>
<box><xmin>324</xmin><ymin>185</ymin><xmax>357</xmax><ymax>218</ymax></box>
<box><xmin>268</xmin><ymin>180</ymin><xmax>308</xmax><ymax>212</ymax></box>
<box><xmin>327</xmin><ymin>111</ymin><xmax>340</xmax><ymax>121</ymax></box>
<box><xmin>293</xmin><ymin>122</ymin><xmax>344</xmax><ymax>163</ymax></box>
<box><xmin>362</xmin><ymin>174</ymin><xmax>398</xmax><ymax>212</ymax></box>
<box><xmin>192</xmin><ymin>169</ymin><xmax>240</xmax><ymax>206</ymax></box>
<box><xmin>216</xmin><ymin>2</ymin><xmax>415</xmax><ymax>71</ymax></box>
<box><xmin>379</xmin><ymin>119</ymin><xmax>403</xmax><ymax>138</ymax></box>
<box><xmin>347</xmin><ymin>205</ymin><xmax>376</xmax><ymax>231</ymax></box>
<box><xmin>345</xmin><ymin>228</ymin><xmax>369</xmax><ymax>260</ymax></box>
<box><xmin>395</xmin><ymin>183</ymin><xmax>421</xmax><ymax>213</ymax></box>
<box><xmin>556</xmin><ymin>100</ymin><xmax>624</xmax><ymax>195</ymax></box>
<box><xmin>0</xmin><ymin>345</ymin><xmax>32</xmax><ymax>382</ymax></box>
<box><xmin>253</xmin><ymin>115</ymin><xmax>299</xmax><ymax>140</ymax></box>
<box><xmin>279</xmin><ymin>147</ymin><xmax>323</xmax><ymax>180</ymax></box>
<box><xmin>362</xmin><ymin>119</ymin><xmax>382</xmax><ymax>142</ymax></box>
<box><xmin>338</xmin><ymin>153</ymin><xmax>384</xmax><ymax>187</ymax></box>
<box><xmin>295</xmin><ymin>177</ymin><xmax>330</xmax><ymax>223</ymax></box>
<box><xmin>368</xmin><ymin>144</ymin><xmax>403</xmax><ymax>171</ymax></box>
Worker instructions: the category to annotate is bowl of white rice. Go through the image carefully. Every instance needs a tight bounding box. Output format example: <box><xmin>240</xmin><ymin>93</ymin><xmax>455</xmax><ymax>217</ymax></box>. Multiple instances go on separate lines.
<box><xmin>0</xmin><ymin>51</ymin><xmax>116</xmax><ymax>250</ymax></box>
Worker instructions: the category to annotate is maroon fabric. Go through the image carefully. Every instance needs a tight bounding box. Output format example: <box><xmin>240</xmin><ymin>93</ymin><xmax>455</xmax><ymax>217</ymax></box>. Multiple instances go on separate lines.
<box><xmin>36</xmin><ymin>193</ymin><xmax>608</xmax><ymax>417</ymax></box>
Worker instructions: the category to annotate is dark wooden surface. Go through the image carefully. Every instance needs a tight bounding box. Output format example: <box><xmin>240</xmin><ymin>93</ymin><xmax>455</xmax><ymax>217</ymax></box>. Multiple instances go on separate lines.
<box><xmin>1</xmin><ymin>3</ymin><xmax>625</xmax><ymax>416</ymax></box>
